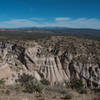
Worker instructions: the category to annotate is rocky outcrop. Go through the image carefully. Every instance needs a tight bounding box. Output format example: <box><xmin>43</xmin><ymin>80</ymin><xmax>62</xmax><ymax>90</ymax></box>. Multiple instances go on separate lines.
<box><xmin>0</xmin><ymin>36</ymin><xmax>100</xmax><ymax>88</ymax></box>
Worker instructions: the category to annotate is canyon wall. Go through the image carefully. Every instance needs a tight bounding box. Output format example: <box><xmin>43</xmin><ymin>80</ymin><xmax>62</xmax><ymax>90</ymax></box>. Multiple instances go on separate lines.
<box><xmin>0</xmin><ymin>36</ymin><xmax>99</xmax><ymax>88</ymax></box>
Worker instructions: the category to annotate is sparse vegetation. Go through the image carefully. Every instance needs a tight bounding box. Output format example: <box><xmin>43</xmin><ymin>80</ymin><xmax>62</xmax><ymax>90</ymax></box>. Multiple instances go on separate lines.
<box><xmin>70</xmin><ymin>78</ymin><xmax>84</xmax><ymax>93</ymax></box>
<box><xmin>40</xmin><ymin>78</ymin><xmax>50</xmax><ymax>86</ymax></box>
<box><xmin>24</xmin><ymin>81</ymin><xmax>43</xmax><ymax>93</ymax></box>
<box><xmin>61</xmin><ymin>89</ymin><xmax>68</xmax><ymax>94</ymax></box>
<box><xmin>17</xmin><ymin>73</ymin><xmax>36</xmax><ymax>86</ymax></box>
<box><xmin>17</xmin><ymin>73</ymin><xmax>44</xmax><ymax>93</ymax></box>
<box><xmin>0</xmin><ymin>79</ymin><xmax>5</xmax><ymax>85</ymax></box>
<box><xmin>63</xmin><ymin>94</ymin><xmax>72</xmax><ymax>99</ymax></box>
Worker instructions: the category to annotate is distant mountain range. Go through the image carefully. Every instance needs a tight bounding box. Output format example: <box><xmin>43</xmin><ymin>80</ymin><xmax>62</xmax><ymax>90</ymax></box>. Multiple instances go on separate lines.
<box><xmin>0</xmin><ymin>27</ymin><xmax>100</xmax><ymax>40</ymax></box>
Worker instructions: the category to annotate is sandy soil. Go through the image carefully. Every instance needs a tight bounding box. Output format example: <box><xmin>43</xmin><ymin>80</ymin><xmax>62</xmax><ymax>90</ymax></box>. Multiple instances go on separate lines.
<box><xmin>0</xmin><ymin>86</ymin><xmax>99</xmax><ymax>100</ymax></box>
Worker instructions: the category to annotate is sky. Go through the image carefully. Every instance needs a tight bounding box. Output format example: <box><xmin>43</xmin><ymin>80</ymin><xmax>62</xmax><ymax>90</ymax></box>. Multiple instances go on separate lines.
<box><xmin>0</xmin><ymin>0</ymin><xmax>100</xmax><ymax>29</ymax></box>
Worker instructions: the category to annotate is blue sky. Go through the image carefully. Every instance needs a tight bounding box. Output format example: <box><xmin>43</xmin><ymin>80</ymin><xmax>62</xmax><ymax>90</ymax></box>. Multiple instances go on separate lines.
<box><xmin>0</xmin><ymin>0</ymin><xmax>100</xmax><ymax>29</ymax></box>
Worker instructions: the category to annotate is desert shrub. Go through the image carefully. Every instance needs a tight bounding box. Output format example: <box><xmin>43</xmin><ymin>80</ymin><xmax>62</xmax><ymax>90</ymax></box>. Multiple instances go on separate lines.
<box><xmin>33</xmin><ymin>83</ymin><xmax>43</xmax><ymax>93</ymax></box>
<box><xmin>0</xmin><ymin>79</ymin><xmax>5</xmax><ymax>85</ymax></box>
<box><xmin>78</xmin><ymin>88</ymin><xmax>88</xmax><ymax>94</ymax></box>
<box><xmin>17</xmin><ymin>73</ymin><xmax>36</xmax><ymax>86</ymax></box>
<box><xmin>0</xmin><ymin>85</ymin><xmax>5</xmax><ymax>89</ymax></box>
<box><xmin>25</xmin><ymin>81</ymin><xmax>43</xmax><ymax>93</ymax></box>
<box><xmin>18</xmin><ymin>73</ymin><xmax>43</xmax><ymax>93</ymax></box>
<box><xmin>64</xmin><ymin>94</ymin><xmax>72</xmax><ymax>99</ymax></box>
<box><xmin>40</xmin><ymin>78</ymin><xmax>50</xmax><ymax>86</ymax></box>
<box><xmin>70</xmin><ymin>78</ymin><xmax>84</xmax><ymax>93</ymax></box>
<box><xmin>61</xmin><ymin>89</ymin><xmax>68</xmax><ymax>94</ymax></box>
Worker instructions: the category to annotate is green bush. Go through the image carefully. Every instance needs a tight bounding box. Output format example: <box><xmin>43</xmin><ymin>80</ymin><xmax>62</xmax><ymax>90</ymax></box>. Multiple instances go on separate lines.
<box><xmin>61</xmin><ymin>90</ymin><xmax>68</xmax><ymax>94</ymax></box>
<box><xmin>70</xmin><ymin>78</ymin><xmax>84</xmax><ymax>92</ymax></box>
<box><xmin>17</xmin><ymin>73</ymin><xmax>36</xmax><ymax>86</ymax></box>
<box><xmin>40</xmin><ymin>78</ymin><xmax>50</xmax><ymax>86</ymax></box>
<box><xmin>18</xmin><ymin>73</ymin><xmax>43</xmax><ymax>93</ymax></box>
<box><xmin>25</xmin><ymin>81</ymin><xmax>43</xmax><ymax>93</ymax></box>
<box><xmin>0</xmin><ymin>79</ymin><xmax>5</xmax><ymax>85</ymax></box>
<box><xmin>78</xmin><ymin>88</ymin><xmax>88</xmax><ymax>94</ymax></box>
<box><xmin>64</xmin><ymin>94</ymin><xmax>72</xmax><ymax>99</ymax></box>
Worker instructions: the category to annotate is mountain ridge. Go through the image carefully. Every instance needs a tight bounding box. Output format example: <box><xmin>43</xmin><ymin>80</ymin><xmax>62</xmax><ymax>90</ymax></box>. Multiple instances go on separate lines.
<box><xmin>0</xmin><ymin>28</ymin><xmax>100</xmax><ymax>40</ymax></box>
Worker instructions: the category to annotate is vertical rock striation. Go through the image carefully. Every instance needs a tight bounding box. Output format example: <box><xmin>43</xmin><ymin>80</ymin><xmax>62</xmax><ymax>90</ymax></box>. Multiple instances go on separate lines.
<box><xmin>0</xmin><ymin>36</ymin><xmax>99</xmax><ymax>88</ymax></box>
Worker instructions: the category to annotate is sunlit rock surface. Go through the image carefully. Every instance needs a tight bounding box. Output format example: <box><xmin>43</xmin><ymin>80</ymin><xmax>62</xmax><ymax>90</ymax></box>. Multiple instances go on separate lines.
<box><xmin>0</xmin><ymin>36</ymin><xmax>100</xmax><ymax>88</ymax></box>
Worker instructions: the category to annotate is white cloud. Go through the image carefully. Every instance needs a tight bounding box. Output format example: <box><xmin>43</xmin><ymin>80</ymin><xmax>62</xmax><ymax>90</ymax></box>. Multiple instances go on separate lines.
<box><xmin>51</xmin><ymin>18</ymin><xmax>100</xmax><ymax>29</ymax></box>
<box><xmin>55</xmin><ymin>17</ymin><xmax>71</xmax><ymax>21</ymax></box>
<box><xmin>0</xmin><ymin>19</ymin><xmax>41</xmax><ymax>28</ymax></box>
<box><xmin>0</xmin><ymin>17</ymin><xmax>100</xmax><ymax>29</ymax></box>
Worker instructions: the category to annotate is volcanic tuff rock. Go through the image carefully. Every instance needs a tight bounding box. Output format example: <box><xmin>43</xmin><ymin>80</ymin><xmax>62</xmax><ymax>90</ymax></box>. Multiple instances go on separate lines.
<box><xmin>0</xmin><ymin>36</ymin><xmax>100</xmax><ymax>88</ymax></box>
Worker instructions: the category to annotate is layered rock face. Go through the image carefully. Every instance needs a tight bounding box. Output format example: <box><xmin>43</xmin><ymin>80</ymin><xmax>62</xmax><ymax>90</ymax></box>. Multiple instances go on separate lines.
<box><xmin>0</xmin><ymin>36</ymin><xmax>100</xmax><ymax>88</ymax></box>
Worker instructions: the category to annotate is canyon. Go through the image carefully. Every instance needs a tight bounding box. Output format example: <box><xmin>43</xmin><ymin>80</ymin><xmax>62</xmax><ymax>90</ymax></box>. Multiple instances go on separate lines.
<box><xmin>0</xmin><ymin>36</ymin><xmax>99</xmax><ymax>89</ymax></box>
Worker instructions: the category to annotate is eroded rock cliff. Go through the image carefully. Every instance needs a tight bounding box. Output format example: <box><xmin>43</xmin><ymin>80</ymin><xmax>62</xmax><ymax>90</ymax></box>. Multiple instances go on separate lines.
<box><xmin>0</xmin><ymin>36</ymin><xmax>100</xmax><ymax>88</ymax></box>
